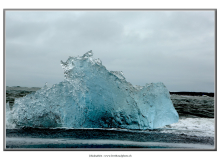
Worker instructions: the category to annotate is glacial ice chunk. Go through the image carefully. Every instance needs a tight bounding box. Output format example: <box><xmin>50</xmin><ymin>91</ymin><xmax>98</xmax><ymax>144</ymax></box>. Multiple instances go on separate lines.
<box><xmin>6</xmin><ymin>51</ymin><xmax>179</xmax><ymax>129</ymax></box>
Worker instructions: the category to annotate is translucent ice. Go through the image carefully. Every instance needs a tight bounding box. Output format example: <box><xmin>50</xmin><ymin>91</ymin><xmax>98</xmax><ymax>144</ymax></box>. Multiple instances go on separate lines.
<box><xmin>6</xmin><ymin>50</ymin><xmax>179</xmax><ymax>129</ymax></box>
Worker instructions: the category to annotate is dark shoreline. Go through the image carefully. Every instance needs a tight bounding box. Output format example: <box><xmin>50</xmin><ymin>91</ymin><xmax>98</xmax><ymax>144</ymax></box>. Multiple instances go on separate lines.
<box><xmin>6</xmin><ymin>128</ymin><xmax>214</xmax><ymax>149</ymax></box>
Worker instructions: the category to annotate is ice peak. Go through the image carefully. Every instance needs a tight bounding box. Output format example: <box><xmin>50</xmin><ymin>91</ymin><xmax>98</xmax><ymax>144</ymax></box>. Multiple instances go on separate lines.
<box><xmin>83</xmin><ymin>50</ymin><xmax>93</xmax><ymax>58</ymax></box>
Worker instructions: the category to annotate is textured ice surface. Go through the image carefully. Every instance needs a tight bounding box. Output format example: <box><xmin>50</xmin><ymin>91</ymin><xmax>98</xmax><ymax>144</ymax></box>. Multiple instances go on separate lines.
<box><xmin>6</xmin><ymin>51</ymin><xmax>179</xmax><ymax>129</ymax></box>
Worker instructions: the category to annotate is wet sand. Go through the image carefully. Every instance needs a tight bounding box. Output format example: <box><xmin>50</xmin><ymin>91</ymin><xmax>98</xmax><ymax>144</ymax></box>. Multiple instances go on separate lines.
<box><xmin>5</xmin><ymin>128</ymin><xmax>215</xmax><ymax>150</ymax></box>
<box><xmin>6</xmin><ymin>137</ymin><xmax>214</xmax><ymax>149</ymax></box>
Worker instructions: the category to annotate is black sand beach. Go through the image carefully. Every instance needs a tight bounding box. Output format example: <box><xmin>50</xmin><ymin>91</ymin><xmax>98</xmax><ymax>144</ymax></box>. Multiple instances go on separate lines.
<box><xmin>6</xmin><ymin>128</ymin><xmax>214</xmax><ymax>149</ymax></box>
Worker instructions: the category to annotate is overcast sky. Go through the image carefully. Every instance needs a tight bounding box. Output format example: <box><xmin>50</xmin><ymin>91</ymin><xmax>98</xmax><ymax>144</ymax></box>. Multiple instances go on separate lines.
<box><xmin>5</xmin><ymin>10</ymin><xmax>215</xmax><ymax>92</ymax></box>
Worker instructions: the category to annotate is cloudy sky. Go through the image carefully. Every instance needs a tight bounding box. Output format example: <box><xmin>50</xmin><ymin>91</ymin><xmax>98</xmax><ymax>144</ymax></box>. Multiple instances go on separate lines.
<box><xmin>5</xmin><ymin>10</ymin><xmax>215</xmax><ymax>92</ymax></box>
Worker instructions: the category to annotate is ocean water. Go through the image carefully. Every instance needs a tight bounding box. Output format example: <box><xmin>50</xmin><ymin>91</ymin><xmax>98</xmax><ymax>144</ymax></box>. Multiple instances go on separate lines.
<box><xmin>5</xmin><ymin>87</ymin><xmax>215</xmax><ymax>150</ymax></box>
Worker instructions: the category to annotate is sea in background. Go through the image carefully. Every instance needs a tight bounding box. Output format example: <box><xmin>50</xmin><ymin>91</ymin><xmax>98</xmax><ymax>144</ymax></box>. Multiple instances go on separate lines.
<box><xmin>5</xmin><ymin>86</ymin><xmax>215</xmax><ymax>150</ymax></box>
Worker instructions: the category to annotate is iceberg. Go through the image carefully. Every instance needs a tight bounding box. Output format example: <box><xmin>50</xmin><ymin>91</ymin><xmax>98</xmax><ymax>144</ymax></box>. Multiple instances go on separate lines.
<box><xmin>6</xmin><ymin>50</ymin><xmax>179</xmax><ymax>129</ymax></box>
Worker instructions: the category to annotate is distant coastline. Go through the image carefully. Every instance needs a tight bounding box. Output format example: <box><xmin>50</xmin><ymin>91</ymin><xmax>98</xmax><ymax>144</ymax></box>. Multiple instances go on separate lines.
<box><xmin>6</xmin><ymin>86</ymin><xmax>215</xmax><ymax>97</ymax></box>
<box><xmin>169</xmin><ymin>92</ymin><xmax>214</xmax><ymax>97</ymax></box>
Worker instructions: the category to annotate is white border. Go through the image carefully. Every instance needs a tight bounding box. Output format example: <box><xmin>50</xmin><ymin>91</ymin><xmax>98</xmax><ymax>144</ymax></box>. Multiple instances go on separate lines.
<box><xmin>1</xmin><ymin>0</ymin><xmax>219</xmax><ymax>160</ymax></box>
